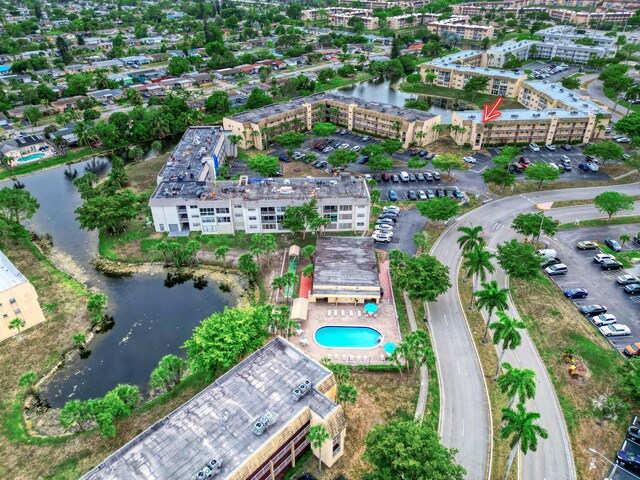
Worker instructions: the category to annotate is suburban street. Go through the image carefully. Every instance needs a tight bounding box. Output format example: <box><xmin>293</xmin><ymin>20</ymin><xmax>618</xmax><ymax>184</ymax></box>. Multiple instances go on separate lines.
<box><xmin>427</xmin><ymin>183</ymin><xmax>639</xmax><ymax>480</ymax></box>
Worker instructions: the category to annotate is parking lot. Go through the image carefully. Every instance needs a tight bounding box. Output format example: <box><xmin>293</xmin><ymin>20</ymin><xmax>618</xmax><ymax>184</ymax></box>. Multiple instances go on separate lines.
<box><xmin>522</xmin><ymin>61</ymin><xmax>582</xmax><ymax>83</ymax></box>
<box><xmin>372</xmin><ymin>208</ymin><xmax>426</xmax><ymax>256</ymax></box>
<box><xmin>542</xmin><ymin>225</ymin><xmax>640</xmax><ymax>353</ymax></box>
<box><xmin>487</xmin><ymin>145</ymin><xmax>613</xmax><ymax>182</ymax></box>
<box><xmin>608</xmin><ymin>416</ymin><xmax>640</xmax><ymax>480</ymax></box>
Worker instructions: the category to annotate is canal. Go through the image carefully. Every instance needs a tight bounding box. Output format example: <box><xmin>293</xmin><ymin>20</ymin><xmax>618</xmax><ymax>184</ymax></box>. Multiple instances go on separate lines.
<box><xmin>2</xmin><ymin>144</ymin><xmax>235</xmax><ymax>407</ymax></box>
<box><xmin>334</xmin><ymin>76</ymin><xmax>474</xmax><ymax>124</ymax></box>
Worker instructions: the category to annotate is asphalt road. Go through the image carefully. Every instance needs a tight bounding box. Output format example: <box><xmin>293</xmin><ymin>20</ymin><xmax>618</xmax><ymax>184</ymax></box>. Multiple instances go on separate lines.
<box><xmin>427</xmin><ymin>183</ymin><xmax>639</xmax><ymax>480</ymax></box>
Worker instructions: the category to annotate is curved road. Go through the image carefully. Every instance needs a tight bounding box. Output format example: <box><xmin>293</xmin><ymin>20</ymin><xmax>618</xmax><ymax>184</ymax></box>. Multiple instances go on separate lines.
<box><xmin>428</xmin><ymin>183</ymin><xmax>639</xmax><ymax>480</ymax></box>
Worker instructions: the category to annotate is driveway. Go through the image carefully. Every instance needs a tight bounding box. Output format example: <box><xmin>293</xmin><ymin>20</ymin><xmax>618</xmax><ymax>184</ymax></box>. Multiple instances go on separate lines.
<box><xmin>374</xmin><ymin>208</ymin><xmax>426</xmax><ymax>257</ymax></box>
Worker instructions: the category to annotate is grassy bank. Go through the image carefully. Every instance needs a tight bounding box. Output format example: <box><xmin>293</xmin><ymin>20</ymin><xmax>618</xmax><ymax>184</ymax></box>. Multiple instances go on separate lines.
<box><xmin>488</xmin><ymin>173</ymin><xmax>638</xmax><ymax>196</ymax></box>
<box><xmin>400</xmin><ymin>82</ymin><xmax>524</xmax><ymax>110</ymax></box>
<box><xmin>458</xmin><ymin>273</ymin><xmax>516</xmax><ymax>480</ymax></box>
<box><xmin>558</xmin><ymin>215</ymin><xmax>640</xmax><ymax>230</ymax></box>
<box><xmin>0</xmin><ymin>147</ymin><xmax>108</xmax><ymax>181</ymax></box>
<box><xmin>510</xmin><ymin>274</ymin><xmax>632</xmax><ymax>480</ymax></box>
<box><xmin>551</xmin><ymin>195</ymin><xmax>640</xmax><ymax>209</ymax></box>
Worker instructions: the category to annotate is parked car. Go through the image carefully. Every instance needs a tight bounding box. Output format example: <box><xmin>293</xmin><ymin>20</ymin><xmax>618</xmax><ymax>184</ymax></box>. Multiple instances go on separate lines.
<box><xmin>599</xmin><ymin>324</ymin><xmax>630</xmax><ymax>337</ymax></box>
<box><xmin>388</xmin><ymin>190</ymin><xmax>398</xmax><ymax>201</ymax></box>
<box><xmin>373</xmin><ymin>174</ymin><xmax>382</xmax><ymax>182</ymax></box>
<box><xmin>576</xmin><ymin>241</ymin><xmax>598</xmax><ymax>250</ymax></box>
<box><xmin>372</xmin><ymin>232</ymin><xmax>392</xmax><ymax>243</ymax></box>
<box><xmin>564</xmin><ymin>288</ymin><xmax>588</xmax><ymax>299</ymax></box>
<box><xmin>617</xmin><ymin>450</ymin><xmax>640</xmax><ymax>470</ymax></box>
<box><xmin>423</xmin><ymin>172</ymin><xmax>433</xmax><ymax>181</ymax></box>
<box><xmin>452</xmin><ymin>188</ymin><xmax>463</xmax><ymax>199</ymax></box>
<box><xmin>379</xmin><ymin>213</ymin><xmax>397</xmax><ymax>222</ymax></box>
<box><xmin>545</xmin><ymin>144</ymin><xmax>556</xmax><ymax>151</ymax></box>
<box><xmin>601</xmin><ymin>259</ymin><xmax>624</xmax><ymax>270</ymax></box>
<box><xmin>580</xmin><ymin>304</ymin><xmax>607</xmax><ymax>316</ymax></box>
<box><xmin>605</xmin><ymin>238</ymin><xmax>622</xmax><ymax>252</ymax></box>
<box><xmin>435</xmin><ymin>188</ymin><xmax>445</xmax><ymax>198</ymax></box>
<box><xmin>376</xmin><ymin>218</ymin><xmax>395</xmax><ymax>226</ymax></box>
<box><xmin>425</xmin><ymin>189</ymin><xmax>435</xmax><ymax>199</ymax></box>
<box><xmin>391</xmin><ymin>175</ymin><xmax>400</xmax><ymax>183</ymax></box>
<box><xmin>560</xmin><ymin>155</ymin><xmax>571</xmax><ymax>164</ymax></box>
<box><xmin>374</xmin><ymin>225</ymin><xmax>394</xmax><ymax>235</ymax></box>
<box><xmin>627</xmin><ymin>425</ymin><xmax>640</xmax><ymax>441</ymax></box>
<box><xmin>278</xmin><ymin>156</ymin><xmax>290</xmax><ymax>162</ymax></box>
<box><xmin>356</xmin><ymin>155</ymin><xmax>369</xmax><ymax>164</ymax></box>
<box><xmin>418</xmin><ymin>150</ymin><xmax>427</xmax><ymax>157</ymax></box>
<box><xmin>623</xmin><ymin>343</ymin><xmax>640</xmax><ymax>358</ymax></box>
<box><xmin>578</xmin><ymin>162</ymin><xmax>598</xmax><ymax>172</ymax></box>
<box><xmin>408</xmin><ymin>173</ymin><xmax>417</xmax><ymax>182</ymax></box>
<box><xmin>425</xmin><ymin>153</ymin><xmax>436</xmax><ymax>160</ymax></box>
<box><xmin>617</xmin><ymin>275</ymin><xmax>639</xmax><ymax>285</ymax></box>
<box><xmin>624</xmin><ymin>284</ymin><xmax>640</xmax><ymax>294</ymax></box>
<box><xmin>381</xmin><ymin>173</ymin><xmax>391</xmax><ymax>182</ymax></box>
<box><xmin>299</xmin><ymin>474</ymin><xmax>319</xmax><ymax>480</ymax></box>
<box><xmin>418</xmin><ymin>190</ymin><xmax>427</xmax><ymax>200</ymax></box>
<box><xmin>362</xmin><ymin>136</ymin><xmax>371</xmax><ymax>142</ymax></box>
<box><xmin>545</xmin><ymin>264</ymin><xmax>568</xmax><ymax>276</ymax></box>
<box><xmin>463</xmin><ymin>156</ymin><xmax>477</xmax><ymax>164</ymax></box>
<box><xmin>593</xmin><ymin>253</ymin><xmax>615</xmax><ymax>263</ymax></box>
<box><xmin>540</xmin><ymin>257</ymin><xmax>562</xmax><ymax>269</ymax></box>
<box><xmin>407</xmin><ymin>190</ymin><xmax>418</xmax><ymax>201</ymax></box>
<box><xmin>383</xmin><ymin>206</ymin><xmax>400</xmax><ymax>214</ymax></box>
<box><xmin>431</xmin><ymin>171</ymin><xmax>441</xmax><ymax>180</ymax></box>
<box><xmin>615</xmin><ymin>136</ymin><xmax>631</xmax><ymax>143</ymax></box>
<box><xmin>415</xmin><ymin>173</ymin><xmax>425</xmax><ymax>181</ymax></box>
<box><xmin>352</xmin><ymin>145</ymin><xmax>361</xmax><ymax>152</ymax></box>
<box><xmin>529</xmin><ymin>143</ymin><xmax>541</xmax><ymax>151</ymax></box>
<box><xmin>561</xmin><ymin>144</ymin><xmax>572</xmax><ymax>151</ymax></box>
<box><xmin>592</xmin><ymin>314</ymin><xmax>617</xmax><ymax>327</ymax></box>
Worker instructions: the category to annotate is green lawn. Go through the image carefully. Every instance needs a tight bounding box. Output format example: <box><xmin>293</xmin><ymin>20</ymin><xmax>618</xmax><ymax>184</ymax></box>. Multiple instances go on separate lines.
<box><xmin>400</xmin><ymin>82</ymin><xmax>524</xmax><ymax>110</ymax></box>
<box><xmin>0</xmin><ymin>147</ymin><xmax>107</xmax><ymax>181</ymax></box>
<box><xmin>603</xmin><ymin>86</ymin><xmax>639</xmax><ymax>114</ymax></box>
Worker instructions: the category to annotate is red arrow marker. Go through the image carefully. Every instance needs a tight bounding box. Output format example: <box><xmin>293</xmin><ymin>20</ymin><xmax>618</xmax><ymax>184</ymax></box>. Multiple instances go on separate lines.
<box><xmin>482</xmin><ymin>96</ymin><xmax>503</xmax><ymax>123</ymax></box>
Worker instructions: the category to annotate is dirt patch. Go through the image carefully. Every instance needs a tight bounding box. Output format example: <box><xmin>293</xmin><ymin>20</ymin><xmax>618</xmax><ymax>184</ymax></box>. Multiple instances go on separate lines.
<box><xmin>125</xmin><ymin>153</ymin><xmax>170</xmax><ymax>195</ymax></box>
<box><xmin>293</xmin><ymin>370</ymin><xmax>420</xmax><ymax>480</ymax></box>
<box><xmin>282</xmin><ymin>161</ymin><xmax>332</xmax><ymax>178</ymax></box>
<box><xmin>600</xmin><ymin>162</ymin><xmax>638</xmax><ymax>179</ymax></box>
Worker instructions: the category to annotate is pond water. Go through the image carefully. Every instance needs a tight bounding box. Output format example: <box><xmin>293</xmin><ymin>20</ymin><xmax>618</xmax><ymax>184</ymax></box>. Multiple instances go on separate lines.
<box><xmin>334</xmin><ymin>77</ymin><xmax>475</xmax><ymax>124</ymax></box>
<box><xmin>1</xmin><ymin>141</ymin><xmax>236</xmax><ymax>407</ymax></box>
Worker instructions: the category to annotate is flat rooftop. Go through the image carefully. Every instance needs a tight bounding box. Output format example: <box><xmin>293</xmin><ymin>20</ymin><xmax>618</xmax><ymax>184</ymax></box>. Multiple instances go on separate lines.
<box><xmin>428</xmin><ymin>58</ymin><xmax>526</xmax><ymax>79</ymax></box>
<box><xmin>0</xmin><ymin>250</ymin><xmax>27</xmax><ymax>292</ymax></box>
<box><xmin>81</xmin><ymin>337</ymin><xmax>338</xmax><ymax>480</ymax></box>
<box><xmin>524</xmin><ymin>81</ymin><xmax>606</xmax><ymax>114</ymax></box>
<box><xmin>455</xmin><ymin>107</ymin><xmax>596</xmax><ymax>122</ymax></box>
<box><xmin>225</xmin><ymin>92</ymin><xmax>437</xmax><ymax>124</ymax></box>
<box><xmin>423</xmin><ymin>50</ymin><xmax>483</xmax><ymax>65</ymax></box>
<box><xmin>157</xmin><ymin>127</ymin><xmax>226</xmax><ymax>185</ymax></box>
<box><xmin>488</xmin><ymin>40</ymin><xmax>537</xmax><ymax>53</ymax></box>
<box><xmin>151</xmin><ymin>175</ymin><xmax>370</xmax><ymax>202</ymax></box>
<box><xmin>313</xmin><ymin>236</ymin><xmax>380</xmax><ymax>289</ymax></box>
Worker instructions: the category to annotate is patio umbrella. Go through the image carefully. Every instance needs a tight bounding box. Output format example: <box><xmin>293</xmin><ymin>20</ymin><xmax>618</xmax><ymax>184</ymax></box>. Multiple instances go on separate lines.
<box><xmin>364</xmin><ymin>303</ymin><xmax>378</xmax><ymax>314</ymax></box>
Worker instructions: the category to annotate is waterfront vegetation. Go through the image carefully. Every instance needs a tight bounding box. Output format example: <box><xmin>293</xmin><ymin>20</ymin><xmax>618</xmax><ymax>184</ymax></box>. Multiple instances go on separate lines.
<box><xmin>400</xmin><ymin>82</ymin><xmax>525</xmax><ymax>110</ymax></box>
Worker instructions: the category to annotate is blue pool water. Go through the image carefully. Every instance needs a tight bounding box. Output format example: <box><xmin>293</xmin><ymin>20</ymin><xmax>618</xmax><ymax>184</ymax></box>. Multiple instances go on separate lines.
<box><xmin>314</xmin><ymin>326</ymin><xmax>383</xmax><ymax>349</ymax></box>
<box><xmin>18</xmin><ymin>153</ymin><xmax>45</xmax><ymax>162</ymax></box>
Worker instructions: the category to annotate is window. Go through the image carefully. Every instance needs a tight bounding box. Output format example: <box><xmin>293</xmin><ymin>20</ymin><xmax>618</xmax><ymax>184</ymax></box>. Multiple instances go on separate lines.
<box><xmin>189</xmin><ymin>205</ymin><xmax>198</xmax><ymax>209</ymax></box>
<box><xmin>216</xmin><ymin>216</ymin><xmax>231</xmax><ymax>224</ymax></box>
<box><xmin>9</xmin><ymin>298</ymin><xmax>15</xmax><ymax>304</ymax></box>
<box><xmin>13</xmin><ymin>309</ymin><xmax>20</xmax><ymax>315</ymax></box>
<box><xmin>159</xmin><ymin>224</ymin><xmax>164</xmax><ymax>231</ymax></box>
<box><xmin>332</xmin><ymin>434</ymin><xmax>341</xmax><ymax>456</ymax></box>
<box><xmin>248</xmin><ymin>216</ymin><xmax>257</xmax><ymax>221</ymax></box>
<box><xmin>234</xmin><ymin>213</ymin><xmax>243</xmax><ymax>217</ymax></box>
<box><xmin>200</xmin><ymin>207</ymin><xmax>215</xmax><ymax>216</ymax></box>
<box><xmin>338</xmin><ymin>222</ymin><xmax>351</xmax><ymax>229</ymax></box>
<box><xmin>192</xmin><ymin>222</ymin><xmax>201</xmax><ymax>227</ymax></box>
<box><xmin>215</xmin><ymin>207</ymin><xmax>230</xmax><ymax>214</ymax></box>
<box><xmin>339</xmin><ymin>205</ymin><xmax>352</xmax><ymax>211</ymax></box>
<box><xmin>249</xmin><ymin>225</ymin><xmax>258</xmax><ymax>229</ymax></box>
<box><xmin>357</xmin><ymin>222</ymin><xmax>365</xmax><ymax>227</ymax></box>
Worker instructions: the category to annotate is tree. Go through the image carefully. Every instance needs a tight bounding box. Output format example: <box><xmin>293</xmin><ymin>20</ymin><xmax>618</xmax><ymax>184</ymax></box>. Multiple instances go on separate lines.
<box><xmin>593</xmin><ymin>191</ymin><xmax>635</xmax><ymax>221</ymax></box>
<box><xmin>362</xmin><ymin>420</ymin><xmax>466</xmax><ymax>480</ymax></box>
<box><xmin>415</xmin><ymin>197</ymin><xmax>460</xmax><ymax>223</ymax></box>
<box><xmin>501</xmin><ymin>403</ymin><xmax>548</xmax><ymax>480</ymax></box>
<box><xmin>238</xmin><ymin>254</ymin><xmax>259</xmax><ymax>282</ymax></box>
<box><xmin>312</xmin><ymin>122</ymin><xmax>337</xmax><ymax>138</ymax></box>
<box><xmin>72</xmin><ymin>332</ymin><xmax>86</xmax><ymax>349</ymax></box>
<box><xmin>167</xmin><ymin>56</ymin><xmax>192</xmax><ymax>76</ymax></box>
<box><xmin>620</xmin><ymin>233</ymin><xmax>632</xmax><ymax>247</ymax></box>
<box><xmin>432</xmin><ymin>153</ymin><xmax>466</xmax><ymax>178</ymax></box>
<box><xmin>400</xmin><ymin>329</ymin><xmax>433</xmax><ymax>372</ymax></box>
<box><xmin>204</xmin><ymin>91</ymin><xmax>231</xmax><ymax>115</ymax></box>
<box><xmin>59</xmin><ymin>399</ymin><xmax>97</xmax><ymax>432</ymax></box>
<box><xmin>272</xmin><ymin>275</ymin><xmax>287</xmax><ymax>300</ymax></box>
<box><xmin>75</xmin><ymin>190</ymin><xmax>140</xmax><ymax>234</ymax></box>
<box><xmin>327</xmin><ymin>149</ymin><xmax>358</xmax><ymax>168</ymax></box>
<box><xmin>489</xmin><ymin>311</ymin><xmax>525</xmax><ymax>379</ymax></box>
<box><xmin>523</xmin><ymin>161</ymin><xmax>561</xmax><ymax>189</ymax></box>
<box><xmin>246</xmin><ymin>89</ymin><xmax>273</xmax><ymax>109</ymax></box>
<box><xmin>367</xmin><ymin>154</ymin><xmax>394</xmax><ymax>171</ymax></box>
<box><xmin>308</xmin><ymin>424</ymin><xmax>330</xmax><ymax>472</ymax></box>
<box><xmin>303</xmin><ymin>264</ymin><xmax>314</xmax><ymax>277</ymax></box>
<box><xmin>274</xmin><ymin>131</ymin><xmax>306</xmax><ymax>156</ymax></box>
<box><xmin>389</xmin><ymin>250</ymin><xmax>451</xmax><ymax>302</ymax></box>
<box><xmin>498</xmin><ymin>362</ymin><xmax>536</xmax><ymax>408</ymax></box>
<box><xmin>251</xmin><ymin>233</ymin><xmax>277</xmax><ymax>267</ymax></box>
<box><xmin>457</xmin><ymin>224</ymin><xmax>485</xmax><ymax>253</ymax></box>
<box><xmin>281</xmin><ymin>199</ymin><xmax>323</xmax><ymax>240</ymax></box>
<box><xmin>583</xmin><ymin>141</ymin><xmax>624</xmax><ymax>162</ymax></box>
<box><xmin>23</xmin><ymin>106</ymin><xmax>43</xmax><ymax>127</ymax></box>
<box><xmin>337</xmin><ymin>383</ymin><xmax>358</xmax><ymax>413</ymax></box>
<box><xmin>184</xmin><ymin>306</ymin><xmax>270</xmax><ymax>378</ymax></box>
<box><xmin>511</xmin><ymin>212</ymin><xmax>559</xmax><ymax>243</ymax></box>
<box><xmin>129</xmin><ymin>147</ymin><xmax>144</xmax><ymax>163</ymax></box>
<box><xmin>615</xmin><ymin>111</ymin><xmax>640</xmax><ymax>138</ymax></box>
<box><xmin>248</xmin><ymin>154</ymin><xmax>280</xmax><ymax>177</ymax></box>
<box><xmin>214</xmin><ymin>246</ymin><xmax>229</xmax><ymax>264</ymax></box>
<box><xmin>156</xmin><ymin>240</ymin><xmax>200</xmax><ymax>267</ymax></box>
<box><xmin>150</xmin><ymin>354</ymin><xmax>187</xmax><ymax>392</ymax></box>
<box><xmin>592</xmin><ymin>392</ymin><xmax>628</xmax><ymax>426</ymax></box>
<box><xmin>496</xmin><ymin>239</ymin><xmax>540</xmax><ymax>280</ymax></box>
<box><xmin>560</xmin><ymin>76</ymin><xmax>581</xmax><ymax>90</ymax></box>
<box><xmin>0</xmin><ymin>187</ymin><xmax>40</xmax><ymax>224</ymax></box>
<box><xmin>56</xmin><ymin>36</ymin><xmax>72</xmax><ymax>64</ymax></box>
<box><xmin>462</xmin><ymin>246</ymin><xmax>495</xmax><ymax>308</ymax></box>
<box><xmin>463</xmin><ymin>76</ymin><xmax>490</xmax><ymax>99</ymax></box>
<box><xmin>302</xmin><ymin>245</ymin><xmax>316</xmax><ymax>261</ymax></box>
<box><xmin>8</xmin><ymin>317</ymin><xmax>26</xmax><ymax>341</ymax></box>
<box><xmin>474</xmin><ymin>280</ymin><xmax>509</xmax><ymax>342</ymax></box>
<box><xmin>406</xmin><ymin>73</ymin><xmax>422</xmax><ymax>84</ymax></box>
<box><xmin>481</xmin><ymin>166</ymin><xmax>516</xmax><ymax>193</ymax></box>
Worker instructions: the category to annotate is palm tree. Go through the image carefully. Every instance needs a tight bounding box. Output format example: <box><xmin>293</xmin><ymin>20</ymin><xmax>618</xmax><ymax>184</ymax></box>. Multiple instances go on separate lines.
<box><xmin>272</xmin><ymin>275</ymin><xmax>287</xmax><ymax>301</ymax></box>
<box><xmin>9</xmin><ymin>317</ymin><xmax>26</xmax><ymax>341</ymax></box>
<box><xmin>281</xmin><ymin>271</ymin><xmax>297</xmax><ymax>300</ymax></box>
<box><xmin>620</xmin><ymin>233</ymin><xmax>631</xmax><ymax>247</ymax></box>
<box><xmin>94</xmin><ymin>69</ymin><xmax>110</xmax><ymax>89</ymax></box>
<box><xmin>391</xmin><ymin>120</ymin><xmax>402</xmax><ymax>140</ymax></box>
<box><xmin>497</xmin><ymin>362</ymin><xmax>536</xmax><ymax>408</ymax></box>
<box><xmin>73</xmin><ymin>122</ymin><xmax>98</xmax><ymax>151</ymax></box>
<box><xmin>52</xmin><ymin>135</ymin><xmax>68</xmax><ymax>157</ymax></box>
<box><xmin>307</xmin><ymin>424</ymin><xmax>330</xmax><ymax>472</ymax></box>
<box><xmin>431</xmin><ymin>124</ymin><xmax>444</xmax><ymax>138</ymax></box>
<box><xmin>457</xmin><ymin>224</ymin><xmax>485</xmax><ymax>253</ymax></box>
<box><xmin>336</xmin><ymin>383</ymin><xmax>358</xmax><ymax>413</ymax></box>
<box><xmin>501</xmin><ymin>403</ymin><xmax>549</xmax><ymax>480</ymax></box>
<box><xmin>626</xmin><ymin>85</ymin><xmax>640</xmax><ymax>115</ymax></box>
<box><xmin>415</xmin><ymin>130</ymin><xmax>426</xmax><ymax>146</ymax></box>
<box><xmin>474</xmin><ymin>280</ymin><xmax>509</xmax><ymax>342</ymax></box>
<box><xmin>462</xmin><ymin>246</ymin><xmax>495</xmax><ymax>309</ymax></box>
<box><xmin>489</xmin><ymin>311</ymin><xmax>525</xmax><ymax>379</ymax></box>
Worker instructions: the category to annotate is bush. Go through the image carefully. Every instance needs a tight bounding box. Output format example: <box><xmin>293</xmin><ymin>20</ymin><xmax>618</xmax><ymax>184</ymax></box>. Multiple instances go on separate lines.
<box><xmin>408</xmin><ymin>156</ymin><xmax>428</xmax><ymax>168</ymax></box>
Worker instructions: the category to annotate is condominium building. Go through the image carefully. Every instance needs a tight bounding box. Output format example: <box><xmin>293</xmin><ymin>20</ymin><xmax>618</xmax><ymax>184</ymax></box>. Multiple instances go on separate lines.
<box><xmin>387</xmin><ymin>13</ymin><xmax>440</xmax><ymax>30</ymax></box>
<box><xmin>0</xmin><ymin>251</ymin><xmax>46</xmax><ymax>342</ymax></box>
<box><xmin>338</xmin><ymin>0</ymin><xmax>430</xmax><ymax>8</ymax></box>
<box><xmin>536</xmin><ymin>26</ymin><xmax>616</xmax><ymax>47</ymax></box>
<box><xmin>81</xmin><ymin>337</ymin><xmax>347</xmax><ymax>480</ymax></box>
<box><xmin>150</xmin><ymin>165</ymin><xmax>371</xmax><ymax>235</ymax></box>
<box><xmin>301</xmin><ymin>7</ymin><xmax>380</xmax><ymax>30</ymax></box>
<box><xmin>425</xmin><ymin>17</ymin><xmax>494</xmax><ymax>40</ymax></box>
<box><xmin>487</xmin><ymin>39</ymin><xmax>613</xmax><ymax>67</ymax></box>
<box><xmin>222</xmin><ymin>92</ymin><xmax>441</xmax><ymax>150</ymax></box>
<box><xmin>549</xmin><ymin>7</ymin><xmax>632</xmax><ymax>23</ymax></box>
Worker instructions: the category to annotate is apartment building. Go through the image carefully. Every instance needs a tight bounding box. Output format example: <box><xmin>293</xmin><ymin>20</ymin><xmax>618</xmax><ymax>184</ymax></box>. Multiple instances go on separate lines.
<box><xmin>549</xmin><ymin>7</ymin><xmax>632</xmax><ymax>23</ymax></box>
<box><xmin>301</xmin><ymin>8</ymin><xmax>379</xmax><ymax>29</ymax></box>
<box><xmin>0</xmin><ymin>251</ymin><xmax>46</xmax><ymax>342</ymax></box>
<box><xmin>81</xmin><ymin>337</ymin><xmax>347</xmax><ymax>480</ymax></box>
<box><xmin>536</xmin><ymin>26</ymin><xmax>616</xmax><ymax>47</ymax></box>
<box><xmin>222</xmin><ymin>92</ymin><xmax>441</xmax><ymax>150</ymax></box>
<box><xmin>338</xmin><ymin>0</ymin><xmax>430</xmax><ymax>8</ymax></box>
<box><xmin>487</xmin><ymin>39</ymin><xmax>613</xmax><ymax>67</ymax></box>
<box><xmin>425</xmin><ymin>17</ymin><xmax>494</xmax><ymax>40</ymax></box>
<box><xmin>387</xmin><ymin>13</ymin><xmax>440</xmax><ymax>30</ymax></box>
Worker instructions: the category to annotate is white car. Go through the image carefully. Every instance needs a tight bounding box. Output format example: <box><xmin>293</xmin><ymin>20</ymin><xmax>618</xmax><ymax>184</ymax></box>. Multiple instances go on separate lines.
<box><xmin>529</xmin><ymin>143</ymin><xmax>541</xmax><ymax>151</ymax></box>
<box><xmin>592</xmin><ymin>314</ymin><xmax>617</xmax><ymax>327</ymax></box>
<box><xmin>383</xmin><ymin>206</ymin><xmax>400</xmax><ymax>214</ymax></box>
<box><xmin>418</xmin><ymin>190</ymin><xmax>427</xmax><ymax>200</ymax></box>
<box><xmin>617</xmin><ymin>275</ymin><xmax>639</xmax><ymax>285</ymax></box>
<box><xmin>463</xmin><ymin>156</ymin><xmax>477</xmax><ymax>164</ymax></box>
<box><xmin>372</xmin><ymin>232</ymin><xmax>392</xmax><ymax>243</ymax></box>
<box><xmin>599</xmin><ymin>324</ymin><xmax>631</xmax><ymax>337</ymax></box>
<box><xmin>545</xmin><ymin>144</ymin><xmax>556</xmax><ymax>151</ymax></box>
<box><xmin>352</xmin><ymin>145</ymin><xmax>361</xmax><ymax>152</ymax></box>
<box><xmin>338</xmin><ymin>143</ymin><xmax>349</xmax><ymax>149</ymax></box>
<box><xmin>374</xmin><ymin>224</ymin><xmax>394</xmax><ymax>233</ymax></box>
<box><xmin>593</xmin><ymin>253</ymin><xmax>615</xmax><ymax>263</ymax></box>
<box><xmin>560</xmin><ymin>155</ymin><xmax>571</xmax><ymax>163</ymax></box>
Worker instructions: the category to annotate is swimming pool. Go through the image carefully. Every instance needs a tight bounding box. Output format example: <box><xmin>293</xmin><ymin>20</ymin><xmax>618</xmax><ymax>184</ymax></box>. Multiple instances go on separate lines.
<box><xmin>18</xmin><ymin>153</ymin><xmax>46</xmax><ymax>163</ymax></box>
<box><xmin>314</xmin><ymin>326</ymin><xmax>383</xmax><ymax>349</ymax></box>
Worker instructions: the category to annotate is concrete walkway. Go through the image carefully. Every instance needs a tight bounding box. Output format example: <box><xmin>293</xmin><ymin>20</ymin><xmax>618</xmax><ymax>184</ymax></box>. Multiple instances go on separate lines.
<box><xmin>402</xmin><ymin>291</ymin><xmax>429</xmax><ymax>422</ymax></box>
